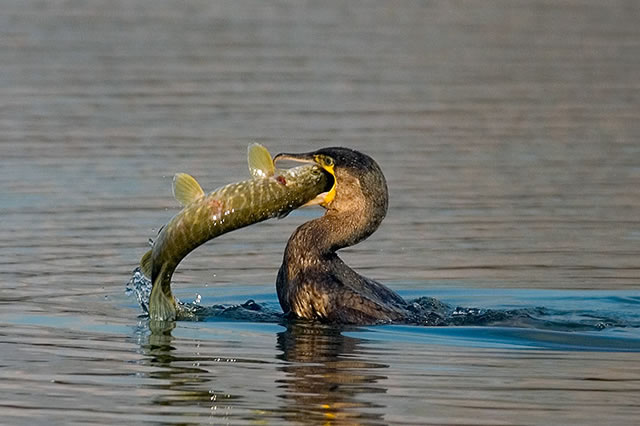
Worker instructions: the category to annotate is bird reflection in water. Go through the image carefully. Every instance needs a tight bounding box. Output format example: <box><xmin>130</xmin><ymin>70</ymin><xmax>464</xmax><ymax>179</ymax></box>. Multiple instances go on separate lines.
<box><xmin>136</xmin><ymin>321</ymin><xmax>391</xmax><ymax>424</ymax></box>
<box><xmin>276</xmin><ymin>322</ymin><xmax>390</xmax><ymax>424</ymax></box>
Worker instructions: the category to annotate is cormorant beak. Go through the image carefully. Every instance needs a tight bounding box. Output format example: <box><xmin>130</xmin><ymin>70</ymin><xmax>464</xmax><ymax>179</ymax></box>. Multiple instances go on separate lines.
<box><xmin>274</xmin><ymin>152</ymin><xmax>337</xmax><ymax>207</ymax></box>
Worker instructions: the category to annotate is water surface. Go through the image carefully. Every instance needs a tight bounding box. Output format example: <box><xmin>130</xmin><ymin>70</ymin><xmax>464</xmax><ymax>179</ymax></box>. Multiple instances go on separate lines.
<box><xmin>1</xmin><ymin>0</ymin><xmax>639</xmax><ymax>424</ymax></box>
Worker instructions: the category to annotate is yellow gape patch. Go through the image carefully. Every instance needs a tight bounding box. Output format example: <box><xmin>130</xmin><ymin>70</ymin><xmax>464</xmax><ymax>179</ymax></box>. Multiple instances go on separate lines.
<box><xmin>314</xmin><ymin>154</ymin><xmax>336</xmax><ymax>206</ymax></box>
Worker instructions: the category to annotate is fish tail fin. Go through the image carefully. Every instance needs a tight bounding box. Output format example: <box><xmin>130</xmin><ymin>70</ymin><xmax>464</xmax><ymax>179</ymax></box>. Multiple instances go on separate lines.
<box><xmin>148</xmin><ymin>266</ymin><xmax>177</xmax><ymax>321</ymax></box>
<box><xmin>248</xmin><ymin>143</ymin><xmax>275</xmax><ymax>178</ymax></box>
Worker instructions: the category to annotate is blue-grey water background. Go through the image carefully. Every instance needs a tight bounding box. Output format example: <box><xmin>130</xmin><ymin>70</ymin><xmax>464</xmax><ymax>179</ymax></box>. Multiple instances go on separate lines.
<box><xmin>1</xmin><ymin>0</ymin><xmax>640</xmax><ymax>424</ymax></box>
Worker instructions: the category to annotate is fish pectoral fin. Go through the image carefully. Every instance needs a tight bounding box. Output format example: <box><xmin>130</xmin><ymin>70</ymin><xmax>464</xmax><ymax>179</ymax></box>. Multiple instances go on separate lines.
<box><xmin>247</xmin><ymin>143</ymin><xmax>275</xmax><ymax>178</ymax></box>
<box><xmin>140</xmin><ymin>249</ymin><xmax>153</xmax><ymax>278</ymax></box>
<box><xmin>173</xmin><ymin>173</ymin><xmax>205</xmax><ymax>207</ymax></box>
<box><xmin>277</xmin><ymin>210</ymin><xmax>291</xmax><ymax>219</ymax></box>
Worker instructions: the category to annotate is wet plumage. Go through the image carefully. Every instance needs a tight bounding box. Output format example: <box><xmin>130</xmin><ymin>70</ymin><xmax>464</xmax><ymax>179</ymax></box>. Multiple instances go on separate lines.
<box><xmin>275</xmin><ymin>147</ymin><xmax>409</xmax><ymax>324</ymax></box>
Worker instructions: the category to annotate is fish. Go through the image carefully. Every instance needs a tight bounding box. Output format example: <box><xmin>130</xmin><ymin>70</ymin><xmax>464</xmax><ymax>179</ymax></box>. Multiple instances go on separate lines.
<box><xmin>140</xmin><ymin>144</ymin><xmax>335</xmax><ymax>321</ymax></box>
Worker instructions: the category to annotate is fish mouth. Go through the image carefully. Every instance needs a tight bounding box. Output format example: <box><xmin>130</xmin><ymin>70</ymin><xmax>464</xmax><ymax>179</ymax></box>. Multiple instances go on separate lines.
<box><xmin>274</xmin><ymin>152</ymin><xmax>337</xmax><ymax>207</ymax></box>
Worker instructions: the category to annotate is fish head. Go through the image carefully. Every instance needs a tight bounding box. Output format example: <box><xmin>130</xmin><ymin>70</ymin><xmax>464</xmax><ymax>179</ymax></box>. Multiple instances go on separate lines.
<box><xmin>274</xmin><ymin>147</ymin><xmax>387</xmax><ymax>214</ymax></box>
<box><xmin>274</xmin><ymin>151</ymin><xmax>336</xmax><ymax>208</ymax></box>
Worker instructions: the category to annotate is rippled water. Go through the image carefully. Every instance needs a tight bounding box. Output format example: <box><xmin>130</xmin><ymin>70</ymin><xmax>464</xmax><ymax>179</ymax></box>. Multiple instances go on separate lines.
<box><xmin>2</xmin><ymin>0</ymin><xmax>639</xmax><ymax>424</ymax></box>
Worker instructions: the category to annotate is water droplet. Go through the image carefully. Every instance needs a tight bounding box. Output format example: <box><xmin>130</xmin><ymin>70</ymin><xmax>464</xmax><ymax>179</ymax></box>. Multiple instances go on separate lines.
<box><xmin>124</xmin><ymin>267</ymin><xmax>152</xmax><ymax>314</ymax></box>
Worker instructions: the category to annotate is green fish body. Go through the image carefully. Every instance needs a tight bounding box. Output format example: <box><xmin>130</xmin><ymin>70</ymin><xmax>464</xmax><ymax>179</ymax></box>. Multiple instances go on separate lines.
<box><xmin>141</xmin><ymin>144</ymin><xmax>332</xmax><ymax>321</ymax></box>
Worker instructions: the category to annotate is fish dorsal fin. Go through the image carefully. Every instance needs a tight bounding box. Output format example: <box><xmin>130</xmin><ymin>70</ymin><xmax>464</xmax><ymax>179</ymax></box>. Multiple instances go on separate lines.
<box><xmin>172</xmin><ymin>173</ymin><xmax>205</xmax><ymax>207</ymax></box>
<box><xmin>140</xmin><ymin>249</ymin><xmax>153</xmax><ymax>278</ymax></box>
<box><xmin>248</xmin><ymin>143</ymin><xmax>275</xmax><ymax>178</ymax></box>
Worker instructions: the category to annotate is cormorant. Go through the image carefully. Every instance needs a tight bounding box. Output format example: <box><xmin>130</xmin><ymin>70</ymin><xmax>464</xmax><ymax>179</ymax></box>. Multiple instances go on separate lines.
<box><xmin>274</xmin><ymin>147</ymin><xmax>409</xmax><ymax>324</ymax></box>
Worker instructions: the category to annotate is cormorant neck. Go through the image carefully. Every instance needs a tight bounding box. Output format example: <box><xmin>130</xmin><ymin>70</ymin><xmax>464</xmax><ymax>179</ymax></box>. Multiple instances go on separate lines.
<box><xmin>282</xmin><ymin>150</ymin><xmax>389</xmax><ymax>267</ymax></box>
<box><xmin>294</xmin><ymin>209</ymin><xmax>376</xmax><ymax>256</ymax></box>
<box><xmin>284</xmin><ymin>190</ymin><xmax>387</xmax><ymax>265</ymax></box>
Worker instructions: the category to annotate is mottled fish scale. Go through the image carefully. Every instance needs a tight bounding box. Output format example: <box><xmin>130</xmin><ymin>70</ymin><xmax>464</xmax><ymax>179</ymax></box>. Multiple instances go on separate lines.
<box><xmin>146</xmin><ymin>162</ymin><xmax>330</xmax><ymax>321</ymax></box>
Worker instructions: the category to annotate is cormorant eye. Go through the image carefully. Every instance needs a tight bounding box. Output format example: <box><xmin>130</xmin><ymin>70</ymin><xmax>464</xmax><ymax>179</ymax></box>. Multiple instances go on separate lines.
<box><xmin>323</xmin><ymin>157</ymin><xmax>335</xmax><ymax>168</ymax></box>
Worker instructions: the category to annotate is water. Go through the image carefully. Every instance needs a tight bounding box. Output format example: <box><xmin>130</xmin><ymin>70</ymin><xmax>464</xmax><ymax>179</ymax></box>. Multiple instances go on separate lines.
<box><xmin>1</xmin><ymin>0</ymin><xmax>640</xmax><ymax>424</ymax></box>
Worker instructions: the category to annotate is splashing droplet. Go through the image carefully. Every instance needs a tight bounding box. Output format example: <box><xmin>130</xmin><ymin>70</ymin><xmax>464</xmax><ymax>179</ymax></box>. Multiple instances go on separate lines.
<box><xmin>125</xmin><ymin>267</ymin><xmax>152</xmax><ymax>314</ymax></box>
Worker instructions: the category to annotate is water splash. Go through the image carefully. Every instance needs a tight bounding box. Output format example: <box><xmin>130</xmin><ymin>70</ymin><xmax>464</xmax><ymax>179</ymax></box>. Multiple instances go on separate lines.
<box><xmin>125</xmin><ymin>267</ymin><xmax>283</xmax><ymax>322</ymax></box>
<box><xmin>125</xmin><ymin>268</ymin><xmax>636</xmax><ymax>331</ymax></box>
<box><xmin>125</xmin><ymin>267</ymin><xmax>152</xmax><ymax>315</ymax></box>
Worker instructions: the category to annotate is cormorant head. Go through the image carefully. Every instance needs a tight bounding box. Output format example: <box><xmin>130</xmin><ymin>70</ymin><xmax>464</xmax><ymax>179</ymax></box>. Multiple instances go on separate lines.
<box><xmin>274</xmin><ymin>147</ymin><xmax>388</xmax><ymax>218</ymax></box>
